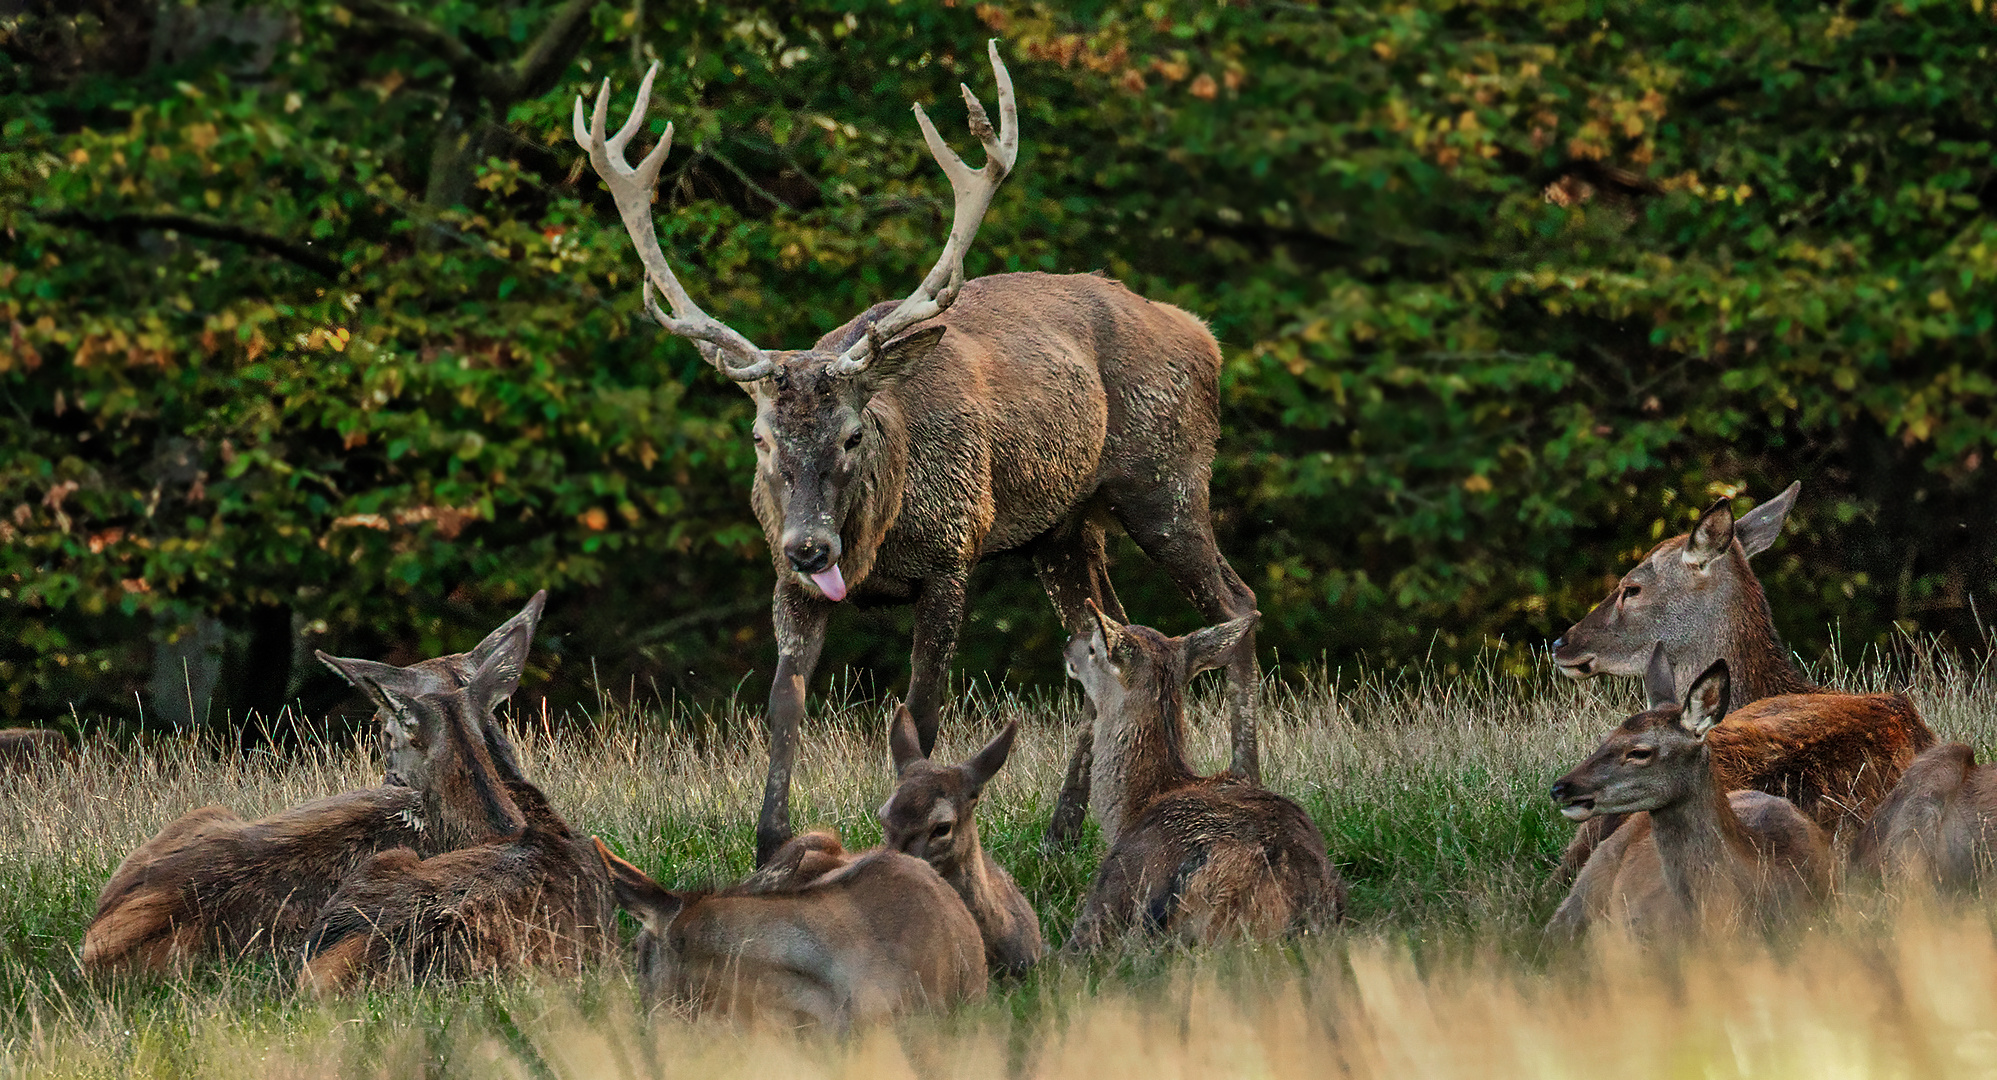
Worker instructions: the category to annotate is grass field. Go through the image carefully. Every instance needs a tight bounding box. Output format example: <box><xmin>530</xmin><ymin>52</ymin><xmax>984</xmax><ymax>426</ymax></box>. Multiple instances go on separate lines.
<box><xmin>4</xmin><ymin>646</ymin><xmax>1997</xmax><ymax>1078</ymax></box>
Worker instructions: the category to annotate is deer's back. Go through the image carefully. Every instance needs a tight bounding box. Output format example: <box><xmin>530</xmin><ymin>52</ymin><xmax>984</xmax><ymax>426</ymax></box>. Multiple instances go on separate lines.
<box><xmin>1709</xmin><ymin>691</ymin><xmax>1934</xmax><ymax>838</ymax></box>
<box><xmin>659</xmin><ymin>850</ymin><xmax>985</xmax><ymax>1026</ymax></box>
<box><xmin>83</xmin><ymin>786</ymin><xmax>425</xmax><ymax>972</ymax></box>
<box><xmin>1072</xmin><ymin>782</ymin><xmax>1344</xmax><ymax>948</ymax></box>
<box><xmin>1851</xmin><ymin>741</ymin><xmax>1997</xmax><ymax>889</ymax></box>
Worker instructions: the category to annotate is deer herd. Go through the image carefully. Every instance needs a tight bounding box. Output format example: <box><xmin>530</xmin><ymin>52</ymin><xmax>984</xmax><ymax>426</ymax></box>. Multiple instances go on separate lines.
<box><xmin>34</xmin><ymin>42</ymin><xmax>1997</xmax><ymax>1024</ymax></box>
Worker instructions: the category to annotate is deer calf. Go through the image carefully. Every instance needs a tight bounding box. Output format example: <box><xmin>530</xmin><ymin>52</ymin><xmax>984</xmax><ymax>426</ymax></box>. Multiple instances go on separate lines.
<box><xmin>1850</xmin><ymin>742</ymin><xmax>1997</xmax><ymax>892</ymax></box>
<box><xmin>596</xmin><ymin>834</ymin><xmax>986</xmax><ymax>1028</ymax></box>
<box><xmin>297</xmin><ymin>613</ymin><xmax>613</xmax><ymax>994</ymax></box>
<box><xmin>81</xmin><ymin>594</ymin><xmax>547</xmax><ymax>974</ymax></box>
<box><xmin>1547</xmin><ymin>646</ymin><xmax>1832</xmax><ymax>942</ymax></box>
<box><xmin>1552</xmin><ymin>486</ymin><xmax>1933</xmax><ymax>872</ymax></box>
<box><xmin>1064</xmin><ymin>603</ymin><xmax>1345</xmax><ymax>948</ymax></box>
<box><xmin>880</xmin><ymin>705</ymin><xmax>1043</xmax><ymax>975</ymax></box>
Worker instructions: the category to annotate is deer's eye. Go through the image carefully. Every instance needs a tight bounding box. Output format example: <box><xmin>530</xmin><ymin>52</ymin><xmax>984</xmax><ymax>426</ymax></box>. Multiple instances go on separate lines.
<box><xmin>930</xmin><ymin>822</ymin><xmax>952</xmax><ymax>841</ymax></box>
<box><xmin>1623</xmin><ymin>584</ymin><xmax>1642</xmax><ymax>602</ymax></box>
<box><xmin>844</xmin><ymin>429</ymin><xmax>863</xmax><ymax>451</ymax></box>
<box><xmin>1624</xmin><ymin>747</ymin><xmax>1654</xmax><ymax>765</ymax></box>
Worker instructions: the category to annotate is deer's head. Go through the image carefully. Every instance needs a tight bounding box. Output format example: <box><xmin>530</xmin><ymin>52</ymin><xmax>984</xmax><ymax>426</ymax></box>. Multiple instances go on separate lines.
<box><xmin>879</xmin><ymin>704</ymin><xmax>1015</xmax><ymax>877</ymax></box>
<box><xmin>577</xmin><ymin>43</ymin><xmax>1017</xmax><ymax>602</ymax></box>
<box><xmin>1063</xmin><ymin>599</ymin><xmax>1258</xmax><ymax>725</ymax></box>
<box><xmin>1551</xmin><ymin>645</ymin><xmax>1731</xmax><ymax>820</ymax></box>
<box><xmin>1553</xmin><ymin>482</ymin><xmax>1798</xmax><ymax>681</ymax></box>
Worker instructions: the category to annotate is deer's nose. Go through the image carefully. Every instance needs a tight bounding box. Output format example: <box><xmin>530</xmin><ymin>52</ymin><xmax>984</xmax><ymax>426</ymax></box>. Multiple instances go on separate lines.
<box><xmin>1549</xmin><ymin>779</ymin><xmax>1573</xmax><ymax>803</ymax></box>
<box><xmin>786</xmin><ymin>536</ymin><xmax>835</xmax><ymax>574</ymax></box>
<box><xmin>1552</xmin><ymin>636</ymin><xmax>1566</xmax><ymax>650</ymax></box>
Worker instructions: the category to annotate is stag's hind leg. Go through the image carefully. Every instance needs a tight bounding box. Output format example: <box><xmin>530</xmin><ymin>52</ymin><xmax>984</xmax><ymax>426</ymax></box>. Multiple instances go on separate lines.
<box><xmin>1107</xmin><ymin>481</ymin><xmax>1261</xmax><ymax>782</ymax></box>
<box><xmin>1033</xmin><ymin>513</ymin><xmax>1128</xmax><ymax>849</ymax></box>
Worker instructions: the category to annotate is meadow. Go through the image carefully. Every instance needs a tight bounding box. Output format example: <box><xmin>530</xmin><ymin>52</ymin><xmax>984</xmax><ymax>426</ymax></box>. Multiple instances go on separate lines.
<box><xmin>4</xmin><ymin>644</ymin><xmax>1997</xmax><ymax>1078</ymax></box>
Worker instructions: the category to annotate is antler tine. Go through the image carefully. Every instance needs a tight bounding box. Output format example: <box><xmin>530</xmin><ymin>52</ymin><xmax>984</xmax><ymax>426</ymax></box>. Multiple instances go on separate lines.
<box><xmin>830</xmin><ymin>40</ymin><xmax>1019</xmax><ymax>376</ymax></box>
<box><xmin>575</xmin><ymin>63</ymin><xmax>773</xmax><ymax>382</ymax></box>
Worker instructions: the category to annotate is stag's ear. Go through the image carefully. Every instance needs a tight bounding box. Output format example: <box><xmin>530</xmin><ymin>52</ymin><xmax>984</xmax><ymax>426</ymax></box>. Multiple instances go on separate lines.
<box><xmin>595</xmin><ymin>838</ymin><xmax>683</xmax><ymax>934</ymax></box>
<box><xmin>316</xmin><ymin>652</ymin><xmax>431</xmax><ymax>713</ymax></box>
<box><xmin>1679</xmin><ymin>659</ymin><xmax>1731</xmax><ymax>737</ymax></box>
<box><xmin>469</xmin><ymin>591</ymin><xmax>547</xmax><ymax>672</ymax></box>
<box><xmin>1682</xmin><ymin>499</ymin><xmax>1736</xmax><ymax>569</ymax></box>
<box><xmin>1643</xmin><ymin>642</ymin><xmax>1676</xmax><ymax>710</ymax></box>
<box><xmin>889</xmin><ymin>703</ymin><xmax>927</xmax><ymax>776</ymax></box>
<box><xmin>960</xmin><ymin>721</ymin><xmax>1018</xmax><ymax>795</ymax></box>
<box><xmin>467</xmin><ymin>619</ymin><xmax>533</xmax><ymax>717</ymax></box>
<box><xmin>1183</xmin><ymin>613</ymin><xmax>1259</xmax><ymax>676</ymax></box>
<box><xmin>860</xmin><ymin>325</ymin><xmax>947</xmax><ymax>389</ymax></box>
<box><xmin>1734</xmin><ymin>482</ymin><xmax>1800</xmax><ymax>559</ymax></box>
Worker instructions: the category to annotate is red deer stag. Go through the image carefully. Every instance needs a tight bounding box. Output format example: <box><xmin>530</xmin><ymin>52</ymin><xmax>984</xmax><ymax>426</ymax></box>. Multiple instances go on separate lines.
<box><xmin>880</xmin><ymin>705</ymin><xmax>1044</xmax><ymax>975</ymax></box>
<box><xmin>576</xmin><ymin>43</ymin><xmax>1260</xmax><ymax>865</ymax></box>
<box><xmin>81</xmin><ymin>594</ymin><xmax>545</xmax><ymax>974</ymax></box>
<box><xmin>1548</xmin><ymin>645</ymin><xmax>1832</xmax><ymax>941</ymax></box>
<box><xmin>595</xmin><ymin>834</ymin><xmax>985</xmax><ymax>1027</ymax></box>
<box><xmin>297</xmin><ymin>615</ymin><xmax>613</xmax><ymax>994</ymax></box>
<box><xmin>1551</xmin><ymin>486</ymin><xmax>1932</xmax><ymax>873</ymax></box>
<box><xmin>1063</xmin><ymin>603</ymin><xmax>1345</xmax><ymax>948</ymax></box>
<box><xmin>1851</xmin><ymin>742</ymin><xmax>1997</xmax><ymax>892</ymax></box>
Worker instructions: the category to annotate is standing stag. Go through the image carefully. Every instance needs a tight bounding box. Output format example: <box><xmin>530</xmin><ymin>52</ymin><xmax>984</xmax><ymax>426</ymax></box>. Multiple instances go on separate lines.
<box><xmin>1550</xmin><ymin>485</ymin><xmax>1932</xmax><ymax>873</ymax></box>
<box><xmin>576</xmin><ymin>43</ymin><xmax>1260</xmax><ymax>865</ymax></box>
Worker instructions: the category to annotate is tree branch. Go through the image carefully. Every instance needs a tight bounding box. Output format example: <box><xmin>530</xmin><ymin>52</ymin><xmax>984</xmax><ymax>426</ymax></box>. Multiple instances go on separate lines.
<box><xmin>42</xmin><ymin>211</ymin><xmax>342</xmax><ymax>277</ymax></box>
<box><xmin>509</xmin><ymin>0</ymin><xmax>603</xmax><ymax>101</ymax></box>
<box><xmin>343</xmin><ymin>0</ymin><xmax>508</xmax><ymax>101</ymax></box>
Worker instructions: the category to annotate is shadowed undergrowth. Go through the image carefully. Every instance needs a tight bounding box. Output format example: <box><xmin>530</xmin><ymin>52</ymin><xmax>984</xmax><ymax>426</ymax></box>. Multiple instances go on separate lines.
<box><xmin>2</xmin><ymin>646</ymin><xmax>1995</xmax><ymax>1077</ymax></box>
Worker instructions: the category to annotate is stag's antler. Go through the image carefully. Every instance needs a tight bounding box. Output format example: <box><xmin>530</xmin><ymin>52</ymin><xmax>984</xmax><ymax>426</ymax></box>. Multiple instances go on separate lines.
<box><xmin>829</xmin><ymin>40</ymin><xmax>1019</xmax><ymax>376</ymax></box>
<box><xmin>575</xmin><ymin>63</ymin><xmax>773</xmax><ymax>381</ymax></box>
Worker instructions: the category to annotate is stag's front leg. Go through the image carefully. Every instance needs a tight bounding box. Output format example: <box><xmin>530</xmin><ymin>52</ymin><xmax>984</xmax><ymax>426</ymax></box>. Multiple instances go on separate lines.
<box><xmin>759</xmin><ymin>585</ymin><xmax>833</xmax><ymax>867</ymax></box>
<box><xmin>904</xmin><ymin>570</ymin><xmax>971</xmax><ymax>756</ymax></box>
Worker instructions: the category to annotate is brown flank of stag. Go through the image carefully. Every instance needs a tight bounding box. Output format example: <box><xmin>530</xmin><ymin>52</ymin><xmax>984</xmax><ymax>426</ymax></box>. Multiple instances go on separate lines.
<box><xmin>1551</xmin><ymin>487</ymin><xmax>1933</xmax><ymax>873</ymax></box>
<box><xmin>1064</xmin><ymin>603</ymin><xmax>1345</xmax><ymax>949</ymax></box>
<box><xmin>79</xmin><ymin>594</ymin><xmax>548</xmax><ymax>975</ymax></box>
<box><xmin>577</xmin><ymin>46</ymin><xmax>1260</xmax><ymax>866</ymax></box>
<box><xmin>1850</xmin><ymin>742</ymin><xmax>1997</xmax><ymax>892</ymax></box>
<box><xmin>1547</xmin><ymin>646</ymin><xmax>1832</xmax><ymax>943</ymax></box>
<box><xmin>595</xmin><ymin>832</ymin><xmax>986</xmax><ymax>1028</ymax></box>
<box><xmin>297</xmin><ymin>608</ymin><xmax>612</xmax><ymax>995</ymax></box>
<box><xmin>881</xmin><ymin>704</ymin><xmax>1044</xmax><ymax>975</ymax></box>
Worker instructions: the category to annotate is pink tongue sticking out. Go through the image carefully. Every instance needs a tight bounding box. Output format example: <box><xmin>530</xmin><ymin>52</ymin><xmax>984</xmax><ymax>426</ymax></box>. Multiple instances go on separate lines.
<box><xmin>810</xmin><ymin>565</ymin><xmax>848</xmax><ymax>602</ymax></box>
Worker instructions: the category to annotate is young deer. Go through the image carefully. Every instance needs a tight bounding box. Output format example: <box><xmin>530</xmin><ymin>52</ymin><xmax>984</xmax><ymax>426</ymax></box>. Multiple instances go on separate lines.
<box><xmin>595</xmin><ymin>835</ymin><xmax>986</xmax><ymax>1028</ymax></box>
<box><xmin>880</xmin><ymin>705</ymin><xmax>1044</xmax><ymax>975</ymax></box>
<box><xmin>81</xmin><ymin>594</ymin><xmax>546</xmax><ymax>974</ymax></box>
<box><xmin>296</xmin><ymin>616</ymin><xmax>613</xmax><ymax>994</ymax></box>
<box><xmin>1064</xmin><ymin>603</ymin><xmax>1345</xmax><ymax>948</ymax></box>
<box><xmin>1547</xmin><ymin>646</ymin><xmax>1832</xmax><ymax>942</ymax></box>
<box><xmin>1850</xmin><ymin>742</ymin><xmax>1997</xmax><ymax>892</ymax></box>
<box><xmin>1551</xmin><ymin>486</ymin><xmax>1932</xmax><ymax>873</ymax></box>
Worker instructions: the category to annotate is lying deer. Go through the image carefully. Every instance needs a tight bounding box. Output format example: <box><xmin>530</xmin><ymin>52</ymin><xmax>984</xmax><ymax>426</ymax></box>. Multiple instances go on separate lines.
<box><xmin>1064</xmin><ymin>603</ymin><xmax>1345</xmax><ymax>948</ymax></box>
<box><xmin>1551</xmin><ymin>485</ymin><xmax>1932</xmax><ymax>872</ymax></box>
<box><xmin>1547</xmin><ymin>646</ymin><xmax>1832</xmax><ymax>942</ymax></box>
<box><xmin>595</xmin><ymin>834</ymin><xmax>986</xmax><ymax>1027</ymax></box>
<box><xmin>296</xmin><ymin>614</ymin><xmax>613</xmax><ymax>994</ymax></box>
<box><xmin>880</xmin><ymin>705</ymin><xmax>1043</xmax><ymax>975</ymax></box>
<box><xmin>81</xmin><ymin>594</ymin><xmax>546</xmax><ymax>973</ymax></box>
<box><xmin>1850</xmin><ymin>742</ymin><xmax>1997</xmax><ymax>892</ymax></box>
<box><xmin>578</xmin><ymin>42</ymin><xmax>1259</xmax><ymax>866</ymax></box>
<box><xmin>0</xmin><ymin>727</ymin><xmax>70</xmax><ymax>770</ymax></box>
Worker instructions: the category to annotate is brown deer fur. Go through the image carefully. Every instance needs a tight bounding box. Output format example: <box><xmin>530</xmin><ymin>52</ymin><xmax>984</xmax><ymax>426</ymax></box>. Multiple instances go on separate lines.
<box><xmin>1551</xmin><ymin>487</ymin><xmax>1933</xmax><ymax>873</ymax></box>
<box><xmin>1547</xmin><ymin>647</ymin><xmax>1831</xmax><ymax>942</ymax></box>
<box><xmin>1064</xmin><ymin>604</ymin><xmax>1345</xmax><ymax>948</ymax></box>
<box><xmin>881</xmin><ymin>705</ymin><xmax>1044</xmax><ymax>975</ymax></box>
<box><xmin>579</xmin><ymin>53</ymin><xmax>1258</xmax><ymax>866</ymax></box>
<box><xmin>0</xmin><ymin>728</ymin><xmax>70</xmax><ymax>769</ymax></box>
<box><xmin>80</xmin><ymin>594</ymin><xmax>547</xmax><ymax>974</ymax></box>
<box><xmin>595</xmin><ymin>834</ymin><xmax>986</xmax><ymax>1027</ymax></box>
<box><xmin>1851</xmin><ymin>742</ymin><xmax>1997</xmax><ymax>891</ymax></box>
<box><xmin>296</xmin><ymin>614</ymin><xmax>613</xmax><ymax>994</ymax></box>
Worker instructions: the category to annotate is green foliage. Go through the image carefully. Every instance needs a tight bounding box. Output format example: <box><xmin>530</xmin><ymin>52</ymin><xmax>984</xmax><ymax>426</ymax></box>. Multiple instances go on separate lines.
<box><xmin>1</xmin><ymin>0</ymin><xmax>1992</xmax><ymax>726</ymax></box>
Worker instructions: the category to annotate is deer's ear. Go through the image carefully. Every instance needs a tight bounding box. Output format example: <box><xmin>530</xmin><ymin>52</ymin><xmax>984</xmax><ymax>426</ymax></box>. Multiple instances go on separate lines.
<box><xmin>1085</xmin><ymin>598</ymin><xmax>1128</xmax><ymax>662</ymax></box>
<box><xmin>861</xmin><ymin>325</ymin><xmax>947</xmax><ymax>389</ymax></box>
<box><xmin>888</xmin><ymin>703</ymin><xmax>927</xmax><ymax>776</ymax></box>
<box><xmin>1183</xmin><ymin>613</ymin><xmax>1259</xmax><ymax>676</ymax></box>
<box><xmin>595</xmin><ymin>838</ymin><xmax>683</xmax><ymax>935</ymax></box>
<box><xmin>470</xmin><ymin>591</ymin><xmax>546</xmax><ymax>671</ymax></box>
<box><xmin>1734</xmin><ymin>482</ymin><xmax>1800</xmax><ymax>559</ymax></box>
<box><xmin>1679</xmin><ymin>659</ymin><xmax>1731</xmax><ymax>737</ymax></box>
<box><xmin>960</xmin><ymin>721</ymin><xmax>1018</xmax><ymax>795</ymax></box>
<box><xmin>467</xmin><ymin>619</ymin><xmax>533</xmax><ymax>716</ymax></box>
<box><xmin>316</xmin><ymin>652</ymin><xmax>429</xmax><ymax>713</ymax></box>
<box><xmin>1682</xmin><ymin>499</ymin><xmax>1736</xmax><ymax>569</ymax></box>
<box><xmin>1643</xmin><ymin>642</ymin><xmax>1676</xmax><ymax>710</ymax></box>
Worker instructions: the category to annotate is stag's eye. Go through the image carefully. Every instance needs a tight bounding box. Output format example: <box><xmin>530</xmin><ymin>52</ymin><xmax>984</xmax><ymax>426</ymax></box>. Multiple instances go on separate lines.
<box><xmin>843</xmin><ymin>429</ymin><xmax>863</xmax><ymax>451</ymax></box>
<box><xmin>751</xmin><ymin>430</ymin><xmax>766</xmax><ymax>448</ymax></box>
<box><xmin>930</xmin><ymin>822</ymin><xmax>953</xmax><ymax>841</ymax></box>
<box><xmin>1624</xmin><ymin>747</ymin><xmax>1654</xmax><ymax>765</ymax></box>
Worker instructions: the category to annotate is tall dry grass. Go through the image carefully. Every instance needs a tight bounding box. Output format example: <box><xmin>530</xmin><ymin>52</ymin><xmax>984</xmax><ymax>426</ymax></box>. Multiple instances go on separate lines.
<box><xmin>0</xmin><ymin>643</ymin><xmax>1992</xmax><ymax>1077</ymax></box>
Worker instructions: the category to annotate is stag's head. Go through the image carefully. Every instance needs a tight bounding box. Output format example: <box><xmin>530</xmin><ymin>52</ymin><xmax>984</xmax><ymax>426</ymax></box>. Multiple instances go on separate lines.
<box><xmin>1551</xmin><ymin>645</ymin><xmax>1731</xmax><ymax>820</ymax></box>
<box><xmin>576</xmin><ymin>43</ymin><xmax>1018</xmax><ymax>602</ymax></box>
<box><xmin>879</xmin><ymin>704</ymin><xmax>1015</xmax><ymax>877</ymax></box>
<box><xmin>1553</xmin><ymin>482</ymin><xmax>1798</xmax><ymax>680</ymax></box>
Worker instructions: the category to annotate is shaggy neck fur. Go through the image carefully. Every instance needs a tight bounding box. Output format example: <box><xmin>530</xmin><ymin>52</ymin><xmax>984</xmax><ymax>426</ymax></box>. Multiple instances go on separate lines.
<box><xmin>1091</xmin><ymin>652</ymin><xmax>1201</xmax><ymax>847</ymax></box>
<box><xmin>428</xmin><ymin>701</ymin><xmax>527</xmax><ymax>851</ymax></box>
